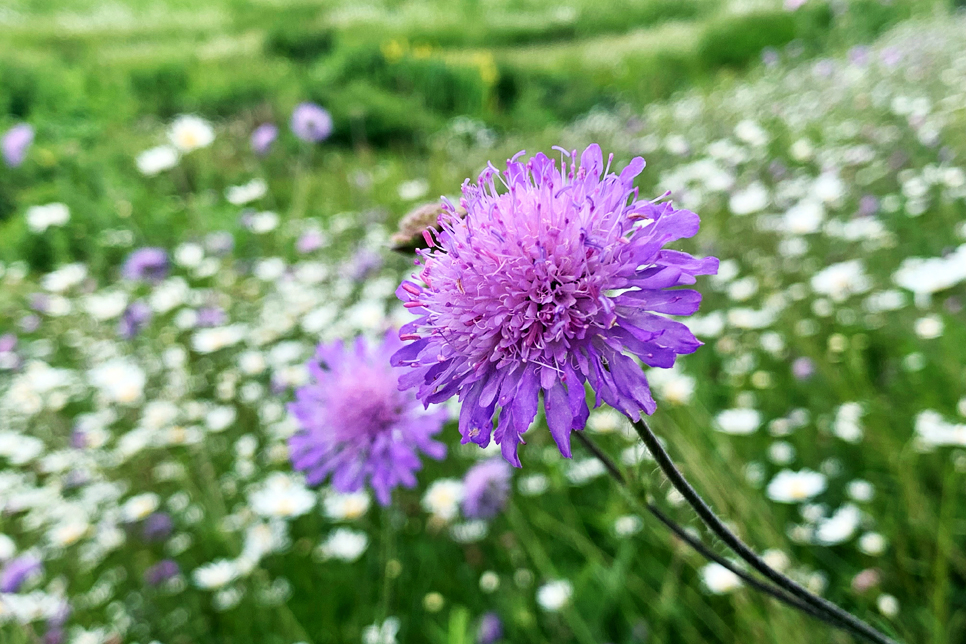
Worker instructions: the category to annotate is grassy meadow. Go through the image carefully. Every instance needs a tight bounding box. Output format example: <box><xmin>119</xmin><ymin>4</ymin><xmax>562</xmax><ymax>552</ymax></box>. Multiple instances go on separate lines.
<box><xmin>2</xmin><ymin>1</ymin><xmax>966</xmax><ymax>643</ymax></box>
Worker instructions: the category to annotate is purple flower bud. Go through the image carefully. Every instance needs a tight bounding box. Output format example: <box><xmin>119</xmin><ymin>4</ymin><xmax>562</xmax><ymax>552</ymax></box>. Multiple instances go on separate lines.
<box><xmin>2</xmin><ymin>123</ymin><xmax>34</xmax><ymax>167</ymax></box>
<box><xmin>122</xmin><ymin>247</ymin><xmax>169</xmax><ymax>282</ymax></box>
<box><xmin>792</xmin><ymin>357</ymin><xmax>815</xmax><ymax>381</ymax></box>
<box><xmin>290</xmin><ymin>102</ymin><xmax>333</xmax><ymax>143</ymax></box>
<box><xmin>142</xmin><ymin>512</ymin><xmax>174</xmax><ymax>542</ymax></box>
<box><xmin>462</xmin><ymin>459</ymin><xmax>512</xmax><ymax>520</ymax></box>
<box><xmin>1</xmin><ymin>555</ymin><xmax>43</xmax><ymax>593</ymax></box>
<box><xmin>144</xmin><ymin>559</ymin><xmax>181</xmax><ymax>586</ymax></box>
<box><xmin>251</xmin><ymin>123</ymin><xmax>278</xmax><ymax>156</ymax></box>
<box><xmin>476</xmin><ymin>612</ymin><xmax>503</xmax><ymax>644</ymax></box>
<box><xmin>118</xmin><ymin>300</ymin><xmax>152</xmax><ymax>340</ymax></box>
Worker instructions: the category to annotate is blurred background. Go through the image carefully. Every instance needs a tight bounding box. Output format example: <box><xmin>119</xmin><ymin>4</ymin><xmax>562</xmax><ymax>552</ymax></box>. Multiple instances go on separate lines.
<box><xmin>2</xmin><ymin>0</ymin><xmax>966</xmax><ymax>643</ymax></box>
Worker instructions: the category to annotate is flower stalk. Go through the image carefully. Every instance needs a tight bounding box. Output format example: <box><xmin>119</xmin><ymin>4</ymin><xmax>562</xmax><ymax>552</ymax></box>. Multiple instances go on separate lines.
<box><xmin>630</xmin><ymin>418</ymin><xmax>900</xmax><ymax>644</ymax></box>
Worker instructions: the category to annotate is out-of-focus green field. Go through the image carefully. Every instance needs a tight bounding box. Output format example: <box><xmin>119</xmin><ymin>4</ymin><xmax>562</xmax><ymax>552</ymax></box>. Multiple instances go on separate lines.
<box><xmin>2</xmin><ymin>1</ymin><xmax>966</xmax><ymax>644</ymax></box>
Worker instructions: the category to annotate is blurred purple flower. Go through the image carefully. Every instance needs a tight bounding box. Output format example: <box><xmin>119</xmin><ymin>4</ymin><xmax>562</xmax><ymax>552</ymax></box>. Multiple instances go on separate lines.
<box><xmin>206</xmin><ymin>231</ymin><xmax>235</xmax><ymax>255</ymax></box>
<box><xmin>118</xmin><ymin>300</ymin><xmax>152</xmax><ymax>340</ymax></box>
<box><xmin>251</xmin><ymin>123</ymin><xmax>278</xmax><ymax>156</ymax></box>
<box><xmin>0</xmin><ymin>333</ymin><xmax>19</xmax><ymax>371</ymax></box>
<box><xmin>144</xmin><ymin>559</ymin><xmax>180</xmax><ymax>586</ymax></box>
<box><xmin>476</xmin><ymin>612</ymin><xmax>503</xmax><ymax>644</ymax></box>
<box><xmin>296</xmin><ymin>229</ymin><xmax>325</xmax><ymax>254</ymax></box>
<box><xmin>20</xmin><ymin>314</ymin><xmax>40</xmax><ymax>332</ymax></box>
<box><xmin>392</xmin><ymin>145</ymin><xmax>717</xmax><ymax>466</ymax></box>
<box><xmin>288</xmin><ymin>332</ymin><xmax>447</xmax><ymax>506</ymax></box>
<box><xmin>880</xmin><ymin>47</ymin><xmax>902</xmax><ymax>68</ymax></box>
<box><xmin>858</xmin><ymin>195</ymin><xmax>879</xmax><ymax>218</ymax></box>
<box><xmin>344</xmin><ymin>247</ymin><xmax>383</xmax><ymax>280</ymax></box>
<box><xmin>196</xmin><ymin>306</ymin><xmax>227</xmax><ymax>328</ymax></box>
<box><xmin>1</xmin><ymin>555</ymin><xmax>43</xmax><ymax>593</ymax></box>
<box><xmin>44</xmin><ymin>629</ymin><xmax>66</xmax><ymax>644</ymax></box>
<box><xmin>29</xmin><ymin>293</ymin><xmax>49</xmax><ymax>313</ymax></box>
<box><xmin>792</xmin><ymin>357</ymin><xmax>815</xmax><ymax>381</ymax></box>
<box><xmin>290</xmin><ymin>102</ymin><xmax>333</xmax><ymax>143</ymax></box>
<box><xmin>142</xmin><ymin>512</ymin><xmax>174</xmax><ymax>542</ymax></box>
<box><xmin>122</xmin><ymin>247</ymin><xmax>169</xmax><ymax>282</ymax></box>
<box><xmin>848</xmin><ymin>46</ymin><xmax>870</xmax><ymax>67</ymax></box>
<box><xmin>761</xmin><ymin>48</ymin><xmax>780</xmax><ymax>68</ymax></box>
<box><xmin>462</xmin><ymin>459</ymin><xmax>512</xmax><ymax>520</ymax></box>
<box><xmin>2</xmin><ymin>123</ymin><xmax>34</xmax><ymax>167</ymax></box>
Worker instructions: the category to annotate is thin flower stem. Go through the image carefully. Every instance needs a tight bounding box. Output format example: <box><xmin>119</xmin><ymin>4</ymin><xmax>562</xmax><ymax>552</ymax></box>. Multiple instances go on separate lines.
<box><xmin>631</xmin><ymin>418</ymin><xmax>900</xmax><ymax>644</ymax></box>
<box><xmin>573</xmin><ymin>432</ymin><xmax>846</xmax><ymax>628</ymax></box>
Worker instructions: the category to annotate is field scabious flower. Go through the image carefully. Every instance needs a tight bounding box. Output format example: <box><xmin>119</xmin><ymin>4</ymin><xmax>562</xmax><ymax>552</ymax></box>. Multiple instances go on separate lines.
<box><xmin>461</xmin><ymin>459</ymin><xmax>511</xmax><ymax>519</ymax></box>
<box><xmin>288</xmin><ymin>332</ymin><xmax>447</xmax><ymax>506</ymax></box>
<box><xmin>290</xmin><ymin>102</ymin><xmax>333</xmax><ymax>143</ymax></box>
<box><xmin>122</xmin><ymin>248</ymin><xmax>169</xmax><ymax>282</ymax></box>
<box><xmin>393</xmin><ymin>145</ymin><xmax>717</xmax><ymax>466</ymax></box>
<box><xmin>2</xmin><ymin>123</ymin><xmax>34</xmax><ymax>167</ymax></box>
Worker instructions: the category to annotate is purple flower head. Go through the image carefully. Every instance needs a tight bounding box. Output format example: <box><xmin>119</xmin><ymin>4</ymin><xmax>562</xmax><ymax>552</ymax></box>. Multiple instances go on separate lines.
<box><xmin>344</xmin><ymin>247</ymin><xmax>383</xmax><ymax>281</ymax></box>
<box><xmin>392</xmin><ymin>145</ymin><xmax>717</xmax><ymax>466</ymax></box>
<box><xmin>2</xmin><ymin>123</ymin><xmax>34</xmax><ymax>167</ymax></box>
<box><xmin>291</xmin><ymin>102</ymin><xmax>333</xmax><ymax>143</ymax></box>
<box><xmin>196</xmin><ymin>306</ymin><xmax>227</xmax><ymax>328</ymax></box>
<box><xmin>761</xmin><ymin>47</ymin><xmax>780</xmax><ymax>68</ymax></box>
<box><xmin>792</xmin><ymin>357</ymin><xmax>815</xmax><ymax>381</ymax></box>
<box><xmin>142</xmin><ymin>512</ymin><xmax>174</xmax><ymax>542</ymax></box>
<box><xmin>122</xmin><ymin>247</ymin><xmax>169</xmax><ymax>282</ymax></box>
<box><xmin>1</xmin><ymin>555</ymin><xmax>43</xmax><ymax>593</ymax></box>
<box><xmin>858</xmin><ymin>195</ymin><xmax>879</xmax><ymax>218</ymax></box>
<box><xmin>118</xmin><ymin>300</ymin><xmax>152</xmax><ymax>340</ymax></box>
<box><xmin>144</xmin><ymin>559</ymin><xmax>180</xmax><ymax>586</ymax></box>
<box><xmin>462</xmin><ymin>459</ymin><xmax>512</xmax><ymax>519</ymax></box>
<box><xmin>476</xmin><ymin>612</ymin><xmax>503</xmax><ymax>644</ymax></box>
<box><xmin>296</xmin><ymin>229</ymin><xmax>326</xmax><ymax>254</ymax></box>
<box><xmin>20</xmin><ymin>314</ymin><xmax>41</xmax><ymax>332</ymax></box>
<box><xmin>288</xmin><ymin>331</ymin><xmax>448</xmax><ymax>506</ymax></box>
<box><xmin>0</xmin><ymin>333</ymin><xmax>16</xmax><ymax>353</ymax></box>
<box><xmin>251</xmin><ymin>123</ymin><xmax>278</xmax><ymax>156</ymax></box>
<box><xmin>206</xmin><ymin>231</ymin><xmax>235</xmax><ymax>255</ymax></box>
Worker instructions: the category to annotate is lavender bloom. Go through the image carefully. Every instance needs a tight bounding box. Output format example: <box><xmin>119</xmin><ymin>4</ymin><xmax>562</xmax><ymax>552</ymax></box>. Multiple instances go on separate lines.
<box><xmin>122</xmin><ymin>248</ymin><xmax>169</xmax><ymax>282</ymax></box>
<box><xmin>0</xmin><ymin>333</ymin><xmax>18</xmax><ymax>371</ymax></box>
<box><xmin>392</xmin><ymin>145</ymin><xmax>717</xmax><ymax>466</ymax></box>
<box><xmin>251</xmin><ymin>123</ymin><xmax>278</xmax><ymax>156</ymax></box>
<box><xmin>142</xmin><ymin>512</ymin><xmax>174</xmax><ymax>542</ymax></box>
<box><xmin>290</xmin><ymin>102</ymin><xmax>333</xmax><ymax>143</ymax></box>
<box><xmin>476</xmin><ymin>612</ymin><xmax>503</xmax><ymax>644</ymax></box>
<box><xmin>206</xmin><ymin>231</ymin><xmax>235</xmax><ymax>255</ymax></box>
<box><xmin>2</xmin><ymin>123</ymin><xmax>34</xmax><ymax>167</ymax></box>
<box><xmin>144</xmin><ymin>559</ymin><xmax>180</xmax><ymax>586</ymax></box>
<box><xmin>1</xmin><ymin>555</ymin><xmax>42</xmax><ymax>592</ymax></box>
<box><xmin>118</xmin><ymin>301</ymin><xmax>152</xmax><ymax>339</ymax></box>
<box><xmin>462</xmin><ymin>459</ymin><xmax>512</xmax><ymax>520</ymax></box>
<box><xmin>289</xmin><ymin>331</ymin><xmax>447</xmax><ymax>506</ymax></box>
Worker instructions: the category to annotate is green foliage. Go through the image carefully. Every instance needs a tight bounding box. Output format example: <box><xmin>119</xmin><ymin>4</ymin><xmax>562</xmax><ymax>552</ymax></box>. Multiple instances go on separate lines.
<box><xmin>697</xmin><ymin>11</ymin><xmax>800</xmax><ymax>70</ymax></box>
